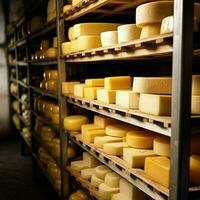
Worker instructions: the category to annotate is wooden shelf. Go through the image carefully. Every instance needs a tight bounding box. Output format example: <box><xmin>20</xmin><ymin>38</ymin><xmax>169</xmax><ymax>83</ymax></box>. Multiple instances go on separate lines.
<box><xmin>28</xmin><ymin>60</ymin><xmax>57</xmax><ymax>66</ymax></box>
<box><xmin>30</xmin><ymin>86</ymin><xmax>58</xmax><ymax>99</ymax></box>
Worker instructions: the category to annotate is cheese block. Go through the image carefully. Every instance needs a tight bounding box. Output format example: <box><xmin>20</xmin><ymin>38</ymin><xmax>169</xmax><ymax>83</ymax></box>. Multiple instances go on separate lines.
<box><xmin>70</xmin><ymin>160</ymin><xmax>89</xmax><ymax>171</ymax></box>
<box><xmin>48</xmin><ymin>70</ymin><xmax>58</xmax><ymax>80</ymax></box>
<box><xmin>81</xmin><ymin>124</ymin><xmax>103</xmax><ymax>135</ymax></box>
<box><xmin>82</xmin><ymin>129</ymin><xmax>106</xmax><ymax>143</ymax></box>
<box><xmin>136</xmin><ymin>1</ymin><xmax>173</xmax><ymax>27</ymax></box>
<box><xmin>95</xmin><ymin>165</ymin><xmax>111</xmax><ymax>179</ymax></box>
<box><xmin>192</xmin><ymin>96</ymin><xmax>200</xmax><ymax>114</ymax></box>
<box><xmin>40</xmin><ymin>40</ymin><xmax>49</xmax><ymax>50</ymax></box>
<box><xmin>190</xmin><ymin>155</ymin><xmax>200</xmax><ymax>185</ymax></box>
<box><xmin>119</xmin><ymin>178</ymin><xmax>146</xmax><ymax>200</ymax></box>
<box><xmin>99</xmin><ymin>183</ymin><xmax>119</xmax><ymax>200</ymax></box>
<box><xmin>192</xmin><ymin>75</ymin><xmax>200</xmax><ymax>95</ymax></box>
<box><xmin>70</xmin><ymin>39</ymin><xmax>78</xmax><ymax>53</ymax></box>
<box><xmin>46</xmin><ymin>80</ymin><xmax>58</xmax><ymax>91</ymax></box>
<box><xmin>68</xmin><ymin>26</ymin><xmax>75</xmax><ymax>41</ymax></box>
<box><xmin>94</xmin><ymin>136</ymin><xmax>123</xmax><ymax>148</ymax></box>
<box><xmin>81</xmin><ymin>168</ymin><xmax>95</xmax><ymax>180</ymax></box>
<box><xmin>83</xmin><ymin>152</ymin><xmax>101</xmax><ymax>167</ymax></box>
<box><xmin>63</xmin><ymin>115</ymin><xmax>89</xmax><ymax>131</ymax></box>
<box><xmin>116</xmin><ymin>90</ymin><xmax>139</xmax><ymax>109</ymax></box>
<box><xmin>140</xmin><ymin>23</ymin><xmax>161</xmax><ymax>39</ymax></box>
<box><xmin>133</xmin><ymin>77</ymin><xmax>172</xmax><ymax>94</ymax></box>
<box><xmin>139</xmin><ymin>94</ymin><xmax>171</xmax><ymax>116</ymax></box>
<box><xmin>123</xmin><ymin>148</ymin><xmax>156</xmax><ymax>168</ymax></box>
<box><xmin>144</xmin><ymin>156</ymin><xmax>170</xmax><ymax>188</ymax></box>
<box><xmin>84</xmin><ymin>87</ymin><xmax>102</xmax><ymax>100</ymax></box>
<box><xmin>74</xmin><ymin>84</ymin><xmax>89</xmax><ymax>98</ymax></box>
<box><xmin>62</xmin><ymin>42</ymin><xmax>71</xmax><ymax>55</ymax></box>
<box><xmin>101</xmin><ymin>31</ymin><xmax>118</xmax><ymax>47</ymax></box>
<box><xmin>103</xmin><ymin>142</ymin><xmax>125</xmax><ymax>156</ymax></box>
<box><xmin>154</xmin><ymin>136</ymin><xmax>170</xmax><ymax>157</ymax></box>
<box><xmin>91</xmin><ymin>174</ymin><xmax>104</xmax><ymax>187</ymax></box>
<box><xmin>45</xmin><ymin>48</ymin><xmax>57</xmax><ymax>58</ymax></box>
<box><xmin>85</xmin><ymin>78</ymin><xmax>104</xmax><ymax>87</ymax></box>
<box><xmin>77</xmin><ymin>35</ymin><xmax>101</xmax><ymax>51</ymax></box>
<box><xmin>105</xmin><ymin>172</ymin><xmax>120</xmax><ymax>188</ymax></box>
<box><xmin>126</xmin><ymin>131</ymin><xmax>155</xmax><ymax>149</ymax></box>
<box><xmin>63</xmin><ymin>5</ymin><xmax>72</xmax><ymax>13</ymax></box>
<box><xmin>62</xmin><ymin>81</ymin><xmax>80</xmax><ymax>94</ymax></box>
<box><xmin>94</xmin><ymin>115</ymin><xmax>116</xmax><ymax>128</ymax></box>
<box><xmin>104</xmin><ymin>76</ymin><xmax>132</xmax><ymax>90</ymax></box>
<box><xmin>73</xmin><ymin>23</ymin><xmax>119</xmax><ymax>38</ymax></box>
<box><xmin>97</xmin><ymin>89</ymin><xmax>116</xmax><ymax>104</ymax></box>
<box><xmin>52</xmin><ymin>114</ymin><xmax>59</xmax><ymax>124</ymax></box>
<box><xmin>117</xmin><ymin>24</ymin><xmax>141</xmax><ymax>44</ymax></box>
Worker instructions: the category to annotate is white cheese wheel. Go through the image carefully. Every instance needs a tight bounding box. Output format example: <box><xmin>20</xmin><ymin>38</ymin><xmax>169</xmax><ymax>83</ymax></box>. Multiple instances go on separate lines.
<box><xmin>192</xmin><ymin>96</ymin><xmax>200</xmax><ymax>115</ymax></box>
<box><xmin>101</xmin><ymin>31</ymin><xmax>118</xmax><ymax>47</ymax></box>
<box><xmin>91</xmin><ymin>174</ymin><xmax>104</xmax><ymax>187</ymax></box>
<box><xmin>95</xmin><ymin>165</ymin><xmax>111</xmax><ymax>179</ymax></box>
<box><xmin>98</xmin><ymin>183</ymin><xmax>119</xmax><ymax>200</ymax></box>
<box><xmin>140</xmin><ymin>23</ymin><xmax>161</xmax><ymax>39</ymax></box>
<box><xmin>81</xmin><ymin>168</ymin><xmax>95</xmax><ymax>180</ymax></box>
<box><xmin>46</xmin><ymin>48</ymin><xmax>57</xmax><ymax>58</ymax></box>
<box><xmin>105</xmin><ymin>172</ymin><xmax>120</xmax><ymax>188</ymax></box>
<box><xmin>154</xmin><ymin>136</ymin><xmax>170</xmax><ymax>157</ymax></box>
<box><xmin>192</xmin><ymin>75</ymin><xmax>200</xmax><ymax>95</ymax></box>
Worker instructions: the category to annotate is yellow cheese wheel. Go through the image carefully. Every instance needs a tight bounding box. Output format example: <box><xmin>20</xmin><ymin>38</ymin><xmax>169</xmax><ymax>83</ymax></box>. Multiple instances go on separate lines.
<box><xmin>51</xmin><ymin>105</ymin><xmax>59</xmax><ymax>114</ymax></box>
<box><xmin>48</xmin><ymin>70</ymin><xmax>58</xmax><ymax>80</ymax></box>
<box><xmin>140</xmin><ymin>23</ymin><xmax>161</xmax><ymax>39</ymax></box>
<box><xmin>68</xmin><ymin>26</ymin><xmax>75</xmax><ymax>41</ymax></box>
<box><xmin>40</xmin><ymin>80</ymin><xmax>46</xmax><ymax>89</ymax></box>
<box><xmin>52</xmin><ymin>114</ymin><xmax>59</xmax><ymax>124</ymax></box>
<box><xmin>70</xmin><ymin>39</ymin><xmax>78</xmax><ymax>53</ymax></box>
<box><xmin>100</xmin><ymin>31</ymin><xmax>118</xmax><ymax>47</ymax></box>
<box><xmin>45</xmin><ymin>80</ymin><xmax>58</xmax><ymax>91</ymax></box>
<box><xmin>46</xmin><ymin>48</ymin><xmax>57</xmax><ymax>58</ymax></box>
<box><xmin>62</xmin><ymin>42</ymin><xmax>71</xmax><ymax>55</ymax></box>
<box><xmin>153</xmin><ymin>136</ymin><xmax>170</xmax><ymax>157</ymax></box>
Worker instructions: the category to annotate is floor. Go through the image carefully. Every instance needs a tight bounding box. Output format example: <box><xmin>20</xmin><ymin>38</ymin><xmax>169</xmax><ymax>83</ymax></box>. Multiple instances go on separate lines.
<box><xmin>0</xmin><ymin>139</ymin><xmax>60</xmax><ymax>200</ymax></box>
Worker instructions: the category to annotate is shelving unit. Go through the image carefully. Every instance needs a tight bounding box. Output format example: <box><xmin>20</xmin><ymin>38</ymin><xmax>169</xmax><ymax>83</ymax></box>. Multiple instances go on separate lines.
<box><xmin>6</xmin><ymin>0</ymin><xmax>200</xmax><ymax>200</ymax></box>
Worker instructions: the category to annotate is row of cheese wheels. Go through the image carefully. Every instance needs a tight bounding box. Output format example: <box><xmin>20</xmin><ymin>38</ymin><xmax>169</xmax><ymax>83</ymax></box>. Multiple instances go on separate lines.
<box><xmin>71</xmin><ymin>152</ymin><xmax>151</xmax><ymax>200</ymax></box>
<box><xmin>62</xmin><ymin>75</ymin><xmax>200</xmax><ymax>116</ymax></box>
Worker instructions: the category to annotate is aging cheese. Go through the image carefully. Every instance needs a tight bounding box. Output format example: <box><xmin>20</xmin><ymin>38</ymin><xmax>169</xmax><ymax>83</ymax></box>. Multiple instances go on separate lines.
<box><xmin>104</xmin><ymin>76</ymin><xmax>132</xmax><ymax>90</ymax></box>
<box><xmin>73</xmin><ymin>23</ymin><xmax>119</xmax><ymax>38</ymax></box>
<box><xmin>154</xmin><ymin>136</ymin><xmax>170</xmax><ymax>157</ymax></box>
<box><xmin>46</xmin><ymin>80</ymin><xmax>58</xmax><ymax>91</ymax></box>
<box><xmin>68</xmin><ymin>26</ymin><xmax>75</xmax><ymax>41</ymax></box>
<box><xmin>116</xmin><ymin>90</ymin><xmax>139</xmax><ymax>109</ymax></box>
<box><xmin>51</xmin><ymin>105</ymin><xmax>59</xmax><ymax>114</ymax></box>
<box><xmin>94</xmin><ymin>115</ymin><xmax>116</xmax><ymax>128</ymax></box>
<box><xmin>98</xmin><ymin>183</ymin><xmax>119</xmax><ymax>200</ymax></box>
<box><xmin>190</xmin><ymin>155</ymin><xmax>200</xmax><ymax>185</ymax></box>
<box><xmin>192</xmin><ymin>96</ymin><xmax>200</xmax><ymax>114</ymax></box>
<box><xmin>85</xmin><ymin>78</ymin><xmax>104</xmax><ymax>87</ymax></box>
<box><xmin>70</xmin><ymin>160</ymin><xmax>89</xmax><ymax>171</ymax></box>
<box><xmin>74</xmin><ymin>84</ymin><xmax>89</xmax><ymax>97</ymax></box>
<box><xmin>40</xmin><ymin>40</ymin><xmax>49</xmax><ymax>50</ymax></box>
<box><xmin>123</xmin><ymin>148</ymin><xmax>156</xmax><ymax>168</ymax></box>
<box><xmin>63</xmin><ymin>5</ymin><xmax>72</xmax><ymax>13</ymax></box>
<box><xmin>101</xmin><ymin>31</ymin><xmax>118</xmax><ymax>47</ymax></box>
<box><xmin>62</xmin><ymin>81</ymin><xmax>80</xmax><ymax>94</ymax></box>
<box><xmin>136</xmin><ymin>1</ymin><xmax>173</xmax><ymax>27</ymax></box>
<box><xmin>82</xmin><ymin>129</ymin><xmax>106</xmax><ymax>143</ymax></box>
<box><xmin>105</xmin><ymin>172</ymin><xmax>120</xmax><ymax>188</ymax></box>
<box><xmin>83</xmin><ymin>152</ymin><xmax>100</xmax><ymax>167</ymax></box>
<box><xmin>95</xmin><ymin>165</ymin><xmax>111</xmax><ymax>179</ymax></box>
<box><xmin>70</xmin><ymin>39</ymin><xmax>78</xmax><ymax>53</ymax></box>
<box><xmin>132</xmin><ymin>77</ymin><xmax>172</xmax><ymax>94</ymax></box>
<box><xmin>97</xmin><ymin>89</ymin><xmax>116</xmax><ymax>104</ymax></box>
<box><xmin>117</xmin><ymin>24</ymin><xmax>141</xmax><ymax>44</ymax></box>
<box><xmin>48</xmin><ymin>70</ymin><xmax>58</xmax><ymax>80</ymax></box>
<box><xmin>126</xmin><ymin>131</ymin><xmax>155</xmax><ymax>149</ymax></box>
<box><xmin>144</xmin><ymin>156</ymin><xmax>170</xmax><ymax>188</ymax></box>
<box><xmin>103</xmin><ymin>142</ymin><xmax>125</xmax><ymax>156</ymax></box>
<box><xmin>46</xmin><ymin>48</ymin><xmax>57</xmax><ymax>58</ymax></box>
<box><xmin>81</xmin><ymin>124</ymin><xmax>103</xmax><ymax>135</ymax></box>
<box><xmin>47</xmin><ymin>11</ymin><xmax>56</xmax><ymax>22</ymax></box>
<box><xmin>192</xmin><ymin>75</ymin><xmax>200</xmax><ymax>95</ymax></box>
<box><xmin>140</xmin><ymin>23</ymin><xmax>161</xmax><ymax>39</ymax></box>
<box><xmin>81</xmin><ymin>168</ymin><xmax>95</xmax><ymax>180</ymax></box>
<box><xmin>84</xmin><ymin>87</ymin><xmax>102</xmax><ymax>100</ymax></box>
<box><xmin>40</xmin><ymin>80</ymin><xmax>46</xmax><ymax>89</ymax></box>
<box><xmin>94</xmin><ymin>136</ymin><xmax>123</xmax><ymax>148</ymax></box>
<box><xmin>52</xmin><ymin>114</ymin><xmax>59</xmax><ymax>124</ymax></box>
<box><xmin>77</xmin><ymin>35</ymin><xmax>101</xmax><ymax>51</ymax></box>
<box><xmin>63</xmin><ymin>115</ymin><xmax>89</xmax><ymax>131</ymax></box>
<box><xmin>139</xmin><ymin>94</ymin><xmax>171</xmax><ymax>116</ymax></box>
<box><xmin>91</xmin><ymin>174</ymin><xmax>104</xmax><ymax>187</ymax></box>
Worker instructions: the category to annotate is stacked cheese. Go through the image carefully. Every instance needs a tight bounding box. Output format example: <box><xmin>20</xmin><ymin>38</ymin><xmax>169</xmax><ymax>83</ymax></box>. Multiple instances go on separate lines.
<box><xmin>47</xmin><ymin>0</ymin><xmax>56</xmax><ymax>23</ymax></box>
<box><xmin>62</xmin><ymin>23</ymin><xmax>119</xmax><ymax>55</ymax></box>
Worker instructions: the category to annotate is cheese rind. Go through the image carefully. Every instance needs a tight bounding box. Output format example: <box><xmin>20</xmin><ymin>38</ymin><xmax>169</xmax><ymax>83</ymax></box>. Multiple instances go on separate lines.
<box><xmin>74</xmin><ymin>84</ymin><xmax>89</xmax><ymax>98</ymax></box>
<box><xmin>140</xmin><ymin>23</ymin><xmax>161</xmax><ymax>39</ymax></box>
<box><xmin>85</xmin><ymin>79</ymin><xmax>104</xmax><ymax>87</ymax></box>
<box><xmin>105</xmin><ymin>172</ymin><xmax>120</xmax><ymax>188</ymax></box>
<box><xmin>84</xmin><ymin>87</ymin><xmax>102</xmax><ymax>100</ymax></box>
<box><xmin>191</xmin><ymin>96</ymin><xmax>200</xmax><ymax>114</ymax></box>
<box><xmin>94</xmin><ymin>136</ymin><xmax>123</xmax><ymax>148</ymax></box>
<box><xmin>190</xmin><ymin>155</ymin><xmax>200</xmax><ymax>185</ymax></box>
<box><xmin>103</xmin><ymin>142</ymin><xmax>125</xmax><ymax>156</ymax></box>
<box><xmin>99</xmin><ymin>183</ymin><xmax>119</xmax><ymax>200</ymax></box>
<box><xmin>101</xmin><ymin>31</ymin><xmax>118</xmax><ymax>47</ymax></box>
<box><xmin>91</xmin><ymin>174</ymin><xmax>104</xmax><ymax>187</ymax></box>
<box><xmin>97</xmin><ymin>89</ymin><xmax>116</xmax><ymax>104</ymax></box>
<box><xmin>62</xmin><ymin>81</ymin><xmax>80</xmax><ymax>94</ymax></box>
<box><xmin>95</xmin><ymin>165</ymin><xmax>111</xmax><ymax>179</ymax></box>
<box><xmin>154</xmin><ymin>136</ymin><xmax>170</xmax><ymax>157</ymax></box>
<box><xmin>81</xmin><ymin>168</ymin><xmax>95</xmax><ymax>180</ymax></box>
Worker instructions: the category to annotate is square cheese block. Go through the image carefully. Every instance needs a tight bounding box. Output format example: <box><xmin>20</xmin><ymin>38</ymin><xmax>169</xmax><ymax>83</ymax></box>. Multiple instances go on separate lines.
<box><xmin>85</xmin><ymin>78</ymin><xmax>104</xmax><ymax>87</ymax></box>
<box><xmin>132</xmin><ymin>77</ymin><xmax>172</xmax><ymax>94</ymax></box>
<box><xmin>104</xmin><ymin>76</ymin><xmax>132</xmax><ymax>90</ymax></box>
<box><xmin>103</xmin><ymin>142</ymin><xmax>125</xmax><ymax>156</ymax></box>
<box><xmin>192</xmin><ymin>75</ymin><xmax>200</xmax><ymax>95</ymax></box>
<box><xmin>81</xmin><ymin>123</ymin><xmax>104</xmax><ymax>135</ymax></box>
<box><xmin>139</xmin><ymin>94</ymin><xmax>171</xmax><ymax>116</ymax></box>
<box><xmin>70</xmin><ymin>160</ymin><xmax>89</xmax><ymax>171</ymax></box>
<box><xmin>97</xmin><ymin>89</ymin><xmax>116</xmax><ymax>104</ymax></box>
<box><xmin>83</xmin><ymin>152</ymin><xmax>101</xmax><ymax>167</ymax></box>
<box><xmin>144</xmin><ymin>156</ymin><xmax>170</xmax><ymax>188</ymax></box>
<box><xmin>74</xmin><ymin>84</ymin><xmax>89</xmax><ymax>97</ymax></box>
<box><xmin>94</xmin><ymin>115</ymin><xmax>117</xmax><ymax>128</ymax></box>
<box><xmin>123</xmin><ymin>148</ymin><xmax>156</xmax><ymax>168</ymax></box>
<box><xmin>116</xmin><ymin>90</ymin><xmax>140</xmax><ymax>109</ymax></box>
<box><xmin>94</xmin><ymin>136</ymin><xmax>123</xmax><ymax>148</ymax></box>
<box><xmin>82</xmin><ymin>129</ymin><xmax>106</xmax><ymax>143</ymax></box>
<box><xmin>62</xmin><ymin>81</ymin><xmax>80</xmax><ymax>95</ymax></box>
<box><xmin>84</xmin><ymin>87</ymin><xmax>103</xmax><ymax>100</ymax></box>
<box><xmin>72</xmin><ymin>0</ymin><xmax>81</xmax><ymax>6</ymax></box>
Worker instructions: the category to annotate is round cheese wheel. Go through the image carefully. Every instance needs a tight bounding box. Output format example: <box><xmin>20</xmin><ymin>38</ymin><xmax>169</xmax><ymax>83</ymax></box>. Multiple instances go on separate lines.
<box><xmin>101</xmin><ymin>31</ymin><xmax>118</xmax><ymax>47</ymax></box>
<box><xmin>40</xmin><ymin>40</ymin><xmax>49</xmax><ymax>50</ymax></box>
<box><xmin>70</xmin><ymin>40</ymin><xmax>78</xmax><ymax>53</ymax></box>
<box><xmin>95</xmin><ymin>165</ymin><xmax>111</xmax><ymax>179</ymax></box>
<box><xmin>46</xmin><ymin>47</ymin><xmax>57</xmax><ymax>58</ymax></box>
<box><xmin>91</xmin><ymin>174</ymin><xmax>104</xmax><ymax>187</ymax></box>
<box><xmin>44</xmin><ymin>102</ymin><xmax>54</xmax><ymax>119</ymax></box>
<box><xmin>140</xmin><ymin>23</ymin><xmax>161</xmax><ymax>39</ymax></box>
<box><xmin>76</xmin><ymin>189</ymin><xmax>90</xmax><ymax>200</ymax></box>
<box><xmin>63</xmin><ymin>4</ymin><xmax>72</xmax><ymax>13</ymax></box>
<box><xmin>153</xmin><ymin>136</ymin><xmax>170</xmax><ymax>157</ymax></box>
<box><xmin>62</xmin><ymin>42</ymin><xmax>71</xmax><ymax>55</ymax></box>
<box><xmin>136</xmin><ymin>1</ymin><xmax>173</xmax><ymax>27</ymax></box>
<box><xmin>48</xmin><ymin>70</ymin><xmax>58</xmax><ymax>80</ymax></box>
<box><xmin>45</xmin><ymin>80</ymin><xmax>58</xmax><ymax>91</ymax></box>
<box><xmin>105</xmin><ymin>172</ymin><xmax>120</xmax><ymax>188</ymax></box>
<box><xmin>63</xmin><ymin>115</ymin><xmax>89</xmax><ymax>131</ymax></box>
<box><xmin>190</xmin><ymin>155</ymin><xmax>200</xmax><ymax>185</ymax></box>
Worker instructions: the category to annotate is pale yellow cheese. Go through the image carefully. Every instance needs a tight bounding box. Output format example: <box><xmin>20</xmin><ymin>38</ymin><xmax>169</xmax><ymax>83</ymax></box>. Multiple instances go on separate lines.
<box><xmin>144</xmin><ymin>156</ymin><xmax>170</xmax><ymax>188</ymax></box>
<box><xmin>94</xmin><ymin>136</ymin><xmax>123</xmax><ymax>148</ymax></box>
<box><xmin>117</xmin><ymin>24</ymin><xmax>141</xmax><ymax>44</ymax></box>
<box><xmin>70</xmin><ymin>39</ymin><xmax>78</xmax><ymax>53</ymax></box>
<box><xmin>105</xmin><ymin>172</ymin><xmax>120</xmax><ymax>188</ymax></box>
<box><xmin>94</xmin><ymin>115</ymin><xmax>117</xmax><ymax>128</ymax></box>
<box><xmin>104</xmin><ymin>76</ymin><xmax>132</xmax><ymax>90</ymax></box>
<box><xmin>91</xmin><ymin>174</ymin><xmax>104</xmax><ymax>187</ymax></box>
<box><xmin>132</xmin><ymin>77</ymin><xmax>172</xmax><ymax>94</ymax></box>
<box><xmin>190</xmin><ymin>155</ymin><xmax>200</xmax><ymax>185</ymax></box>
<box><xmin>48</xmin><ymin>70</ymin><xmax>58</xmax><ymax>80</ymax></box>
<box><xmin>154</xmin><ymin>136</ymin><xmax>170</xmax><ymax>157</ymax></box>
<box><xmin>136</xmin><ymin>1</ymin><xmax>173</xmax><ymax>27</ymax></box>
<box><xmin>77</xmin><ymin>35</ymin><xmax>101</xmax><ymax>51</ymax></box>
<box><xmin>83</xmin><ymin>87</ymin><xmax>102</xmax><ymax>100</ymax></box>
<box><xmin>74</xmin><ymin>84</ymin><xmax>89</xmax><ymax>98</ymax></box>
<box><xmin>73</xmin><ymin>23</ymin><xmax>119</xmax><ymax>38</ymax></box>
<box><xmin>140</xmin><ymin>23</ymin><xmax>161</xmax><ymax>39</ymax></box>
<box><xmin>95</xmin><ymin>165</ymin><xmax>111</xmax><ymax>179</ymax></box>
<box><xmin>70</xmin><ymin>160</ymin><xmax>89</xmax><ymax>171</ymax></box>
<box><xmin>62</xmin><ymin>42</ymin><xmax>71</xmax><ymax>55</ymax></box>
<box><xmin>46</xmin><ymin>80</ymin><xmax>58</xmax><ymax>91</ymax></box>
<box><xmin>72</xmin><ymin>0</ymin><xmax>81</xmax><ymax>6</ymax></box>
<box><xmin>62</xmin><ymin>81</ymin><xmax>80</xmax><ymax>94</ymax></box>
<box><xmin>68</xmin><ymin>26</ymin><xmax>75</xmax><ymax>41</ymax></box>
<box><xmin>123</xmin><ymin>148</ymin><xmax>156</xmax><ymax>168</ymax></box>
<box><xmin>81</xmin><ymin>168</ymin><xmax>95</xmax><ymax>180</ymax></box>
<box><xmin>101</xmin><ymin>31</ymin><xmax>118</xmax><ymax>47</ymax></box>
<box><xmin>98</xmin><ymin>183</ymin><xmax>119</xmax><ymax>200</ymax></box>
<box><xmin>63</xmin><ymin>5</ymin><xmax>72</xmax><ymax>13</ymax></box>
<box><xmin>85</xmin><ymin>78</ymin><xmax>104</xmax><ymax>87</ymax></box>
<box><xmin>63</xmin><ymin>115</ymin><xmax>89</xmax><ymax>131</ymax></box>
<box><xmin>45</xmin><ymin>48</ymin><xmax>57</xmax><ymax>58</ymax></box>
<box><xmin>97</xmin><ymin>89</ymin><xmax>116</xmax><ymax>104</ymax></box>
<box><xmin>116</xmin><ymin>90</ymin><xmax>139</xmax><ymax>109</ymax></box>
<box><xmin>111</xmin><ymin>193</ymin><xmax>124</xmax><ymax>200</ymax></box>
<box><xmin>82</xmin><ymin>129</ymin><xmax>106</xmax><ymax>143</ymax></box>
<box><xmin>52</xmin><ymin>114</ymin><xmax>59</xmax><ymax>124</ymax></box>
<box><xmin>103</xmin><ymin>142</ymin><xmax>125</xmax><ymax>156</ymax></box>
<box><xmin>40</xmin><ymin>40</ymin><xmax>49</xmax><ymax>50</ymax></box>
<box><xmin>126</xmin><ymin>131</ymin><xmax>155</xmax><ymax>149</ymax></box>
<box><xmin>192</xmin><ymin>75</ymin><xmax>200</xmax><ymax>95</ymax></box>
<box><xmin>192</xmin><ymin>96</ymin><xmax>200</xmax><ymax>114</ymax></box>
<box><xmin>81</xmin><ymin>124</ymin><xmax>103</xmax><ymax>134</ymax></box>
<box><xmin>139</xmin><ymin>94</ymin><xmax>171</xmax><ymax>116</ymax></box>
<box><xmin>83</xmin><ymin>152</ymin><xmax>101</xmax><ymax>167</ymax></box>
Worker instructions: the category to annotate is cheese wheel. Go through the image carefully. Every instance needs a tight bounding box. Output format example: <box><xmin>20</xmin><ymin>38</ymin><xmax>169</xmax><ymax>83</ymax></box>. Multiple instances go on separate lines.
<box><xmin>190</xmin><ymin>155</ymin><xmax>200</xmax><ymax>185</ymax></box>
<box><xmin>46</xmin><ymin>80</ymin><xmax>58</xmax><ymax>91</ymax></box>
<box><xmin>63</xmin><ymin>5</ymin><xmax>72</xmax><ymax>13</ymax></box>
<box><xmin>77</xmin><ymin>35</ymin><xmax>101</xmax><ymax>51</ymax></box>
<box><xmin>63</xmin><ymin>115</ymin><xmax>89</xmax><ymax>131</ymax></box>
<box><xmin>46</xmin><ymin>48</ymin><xmax>57</xmax><ymax>58</ymax></box>
<box><xmin>84</xmin><ymin>87</ymin><xmax>102</xmax><ymax>100</ymax></box>
<box><xmin>48</xmin><ymin>70</ymin><xmax>58</xmax><ymax>80</ymax></box>
<box><xmin>133</xmin><ymin>77</ymin><xmax>172</xmax><ymax>94</ymax></box>
<box><xmin>85</xmin><ymin>78</ymin><xmax>104</xmax><ymax>87</ymax></box>
<box><xmin>76</xmin><ymin>189</ymin><xmax>90</xmax><ymax>200</ymax></box>
<box><xmin>105</xmin><ymin>172</ymin><xmax>120</xmax><ymax>188</ymax></box>
<box><xmin>95</xmin><ymin>165</ymin><xmax>111</xmax><ymax>179</ymax></box>
<box><xmin>70</xmin><ymin>160</ymin><xmax>89</xmax><ymax>171</ymax></box>
<box><xmin>40</xmin><ymin>40</ymin><xmax>49</xmax><ymax>50</ymax></box>
<box><xmin>117</xmin><ymin>24</ymin><xmax>141</xmax><ymax>43</ymax></box>
<box><xmin>154</xmin><ymin>136</ymin><xmax>170</xmax><ymax>157</ymax></box>
<box><xmin>82</xmin><ymin>129</ymin><xmax>106</xmax><ymax>143</ymax></box>
<box><xmin>81</xmin><ymin>168</ymin><xmax>95</xmax><ymax>180</ymax></box>
<box><xmin>68</xmin><ymin>26</ymin><xmax>75</xmax><ymax>41</ymax></box>
<box><xmin>74</xmin><ymin>84</ymin><xmax>89</xmax><ymax>98</ymax></box>
<box><xmin>101</xmin><ymin>31</ymin><xmax>118</xmax><ymax>47</ymax></box>
<box><xmin>62</xmin><ymin>81</ymin><xmax>80</xmax><ymax>94</ymax></box>
<box><xmin>192</xmin><ymin>75</ymin><xmax>200</xmax><ymax>95</ymax></box>
<box><xmin>62</xmin><ymin>42</ymin><xmax>71</xmax><ymax>55</ymax></box>
<box><xmin>126</xmin><ymin>131</ymin><xmax>155</xmax><ymax>149</ymax></box>
<box><xmin>53</xmin><ymin>37</ymin><xmax>58</xmax><ymax>48</ymax></box>
<box><xmin>98</xmin><ymin>183</ymin><xmax>119</xmax><ymax>200</ymax></box>
<box><xmin>52</xmin><ymin>114</ymin><xmax>59</xmax><ymax>124</ymax></box>
<box><xmin>140</xmin><ymin>23</ymin><xmax>161</xmax><ymax>39</ymax></box>
<box><xmin>52</xmin><ymin>105</ymin><xmax>59</xmax><ymax>114</ymax></box>
<box><xmin>136</xmin><ymin>1</ymin><xmax>173</xmax><ymax>27</ymax></box>
<box><xmin>94</xmin><ymin>115</ymin><xmax>116</xmax><ymax>128</ymax></box>
<box><xmin>97</xmin><ymin>89</ymin><xmax>116</xmax><ymax>104</ymax></box>
<box><xmin>91</xmin><ymin>174</ymin><xmax>104</xmax><ymax>187</ymax></box>
<box><xmin>94</xmin><ymin>136</ymin><xmax>123</xmax><ymax>148</ymax></box>
<box><xmin>70</xmin><ymin>40</ymin><xmax>78</xmax><ymax>53</ymax></box>
<box><xmin>103</xmin><ymin>142</ymin><xmax>125</xmax><ymax>156</ymax></box>
<box><xmin>81</xmin><ymin>124</ymin><xmax>103</xmax><ymax>135</ymax></box>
